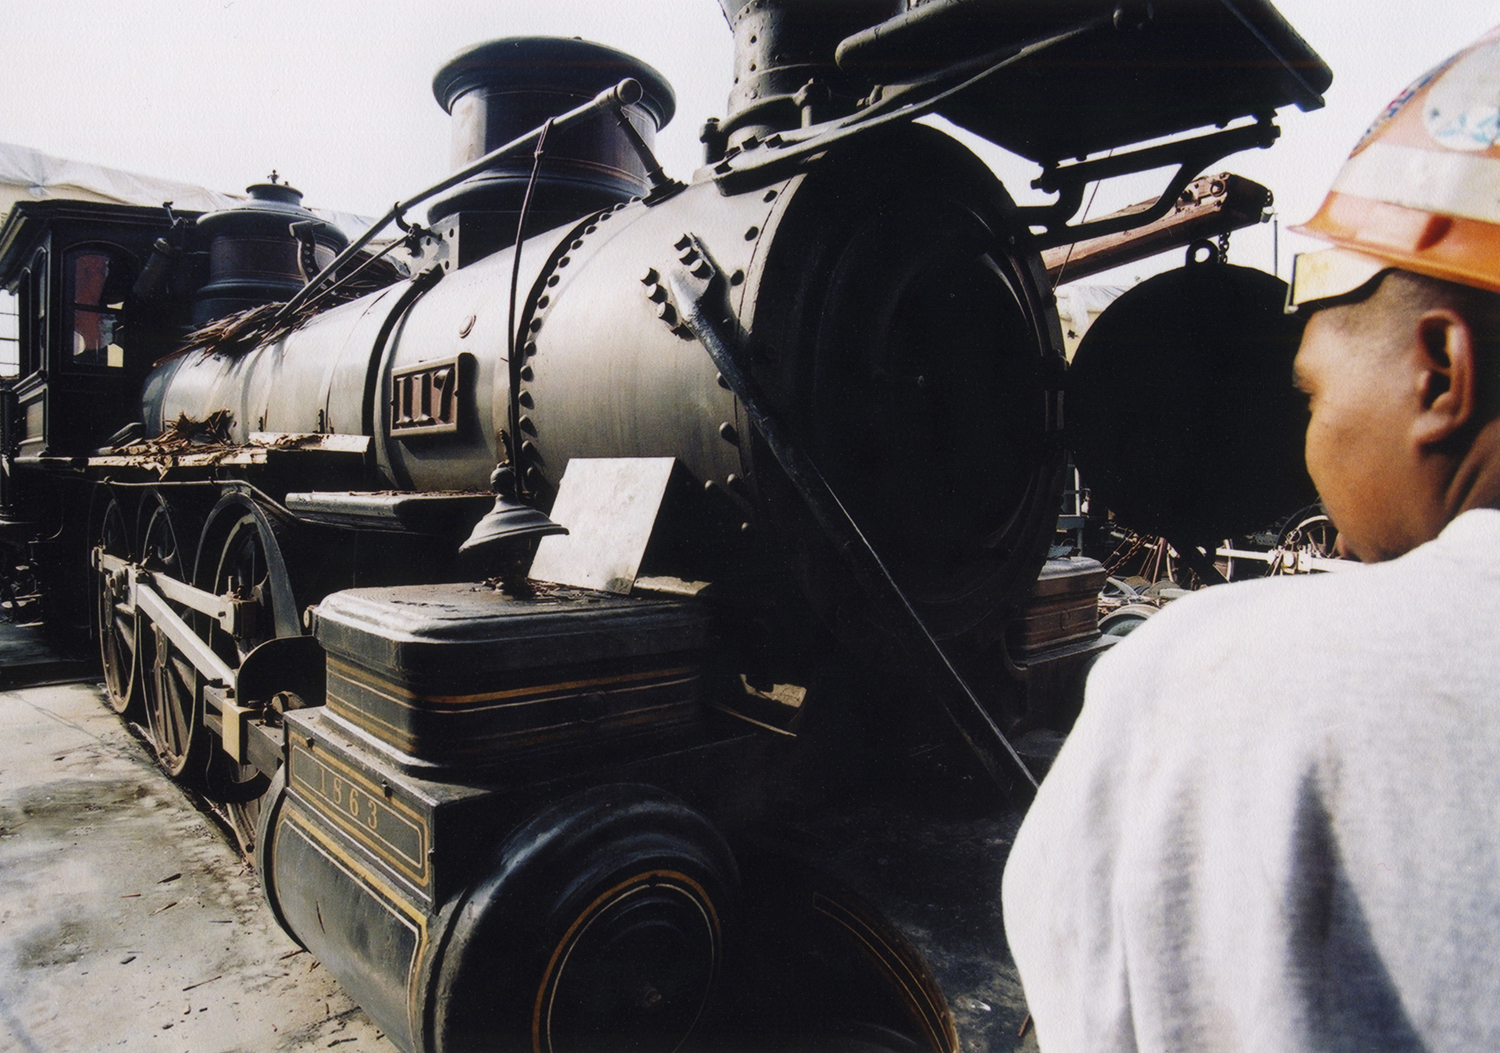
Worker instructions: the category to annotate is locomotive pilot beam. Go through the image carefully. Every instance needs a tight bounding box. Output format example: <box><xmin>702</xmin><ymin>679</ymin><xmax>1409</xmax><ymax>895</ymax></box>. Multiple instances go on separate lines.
<box><xmin>0</xmin><ymin>1</ymin><xmax>1330</xmax><ymax>1050</ymax></box>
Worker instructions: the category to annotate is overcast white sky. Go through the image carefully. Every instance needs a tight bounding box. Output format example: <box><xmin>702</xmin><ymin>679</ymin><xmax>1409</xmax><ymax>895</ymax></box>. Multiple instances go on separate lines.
<box><xmin>1</xmin><ymin>1</ymin><xmax>1498</xmax><ymax>281</ymax></box>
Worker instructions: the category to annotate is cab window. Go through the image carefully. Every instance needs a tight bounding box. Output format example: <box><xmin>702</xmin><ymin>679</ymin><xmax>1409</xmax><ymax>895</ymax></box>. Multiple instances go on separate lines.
<box><xmin>65</xmin><ymin>247</ymin><xmax>132</xmax><ymax>368</ymax></box>
<box><xmin>0</xmin><ymin>288</ymin><xmax>17</xmax><ymax>378</ymax></box>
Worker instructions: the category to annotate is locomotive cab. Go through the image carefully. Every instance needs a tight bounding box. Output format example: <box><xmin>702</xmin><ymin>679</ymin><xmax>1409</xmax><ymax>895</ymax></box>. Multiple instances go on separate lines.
<box><xmin>0</xmin><ymin>202</ymin><xmax>187</xmax><ymax>471</ymax></box>
<box><xmin>0</xmin><ymin>202</ymin><xmax>199</xmax><ymax>627</ymax></box>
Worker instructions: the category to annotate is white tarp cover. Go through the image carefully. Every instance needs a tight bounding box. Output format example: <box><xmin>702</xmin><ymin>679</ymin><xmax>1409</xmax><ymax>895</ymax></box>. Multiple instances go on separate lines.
<box><xmin>1056</xmin><ymin>283</ymin><xmax>1128</xmax><ymax>360</ymax></box>
<box><xmin>0</xmin><ymin>140</ymin><xmax>373</xmax><ymax>239</ymax></box>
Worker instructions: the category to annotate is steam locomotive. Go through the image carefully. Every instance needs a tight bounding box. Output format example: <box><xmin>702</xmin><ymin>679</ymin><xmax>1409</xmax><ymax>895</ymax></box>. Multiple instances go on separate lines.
<box><xmin>0</xmin><ymin>2</ymin><xmax>1328</xmax><ymax>1050</ymax></box>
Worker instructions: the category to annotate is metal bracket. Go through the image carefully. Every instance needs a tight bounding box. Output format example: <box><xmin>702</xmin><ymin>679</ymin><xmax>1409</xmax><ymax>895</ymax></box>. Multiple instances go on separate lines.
<box><xmin>204</xmin><ymin>681</ymin><xmax>253</xmax><ymax>764</ymax></box>
<box><xmin>663</xmin><ymin>232</ymin><xmax>1038</xmax><ymax>799</ymax></box>
<box><xmin>1019</xmin><ymin>117</ymin><xmax>1281</xmax><ymax>250</ymax></box>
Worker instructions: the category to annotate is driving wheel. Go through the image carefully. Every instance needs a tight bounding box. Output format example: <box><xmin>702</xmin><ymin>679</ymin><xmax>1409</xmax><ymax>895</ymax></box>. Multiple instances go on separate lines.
<box><xmin>137</xmin><ymin>494</ymin><xmax>206</xmax><ymax>781</ymax></box>
<box><xmin>196</xmin><ymin>497</ymin><xmax>300</xmax><ymax>849</ymax></box>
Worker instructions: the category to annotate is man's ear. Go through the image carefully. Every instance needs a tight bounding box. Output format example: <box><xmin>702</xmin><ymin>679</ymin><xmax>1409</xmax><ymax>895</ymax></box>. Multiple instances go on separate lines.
<box><xmin>1412</xmin><ymin>309</ymin><xmax>1476</xmax><ymax>447</ymax></box>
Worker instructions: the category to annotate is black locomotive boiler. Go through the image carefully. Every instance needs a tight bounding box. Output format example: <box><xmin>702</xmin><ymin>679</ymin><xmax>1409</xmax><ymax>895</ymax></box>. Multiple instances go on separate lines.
<box><xmin>0</xmin><ymin>2</ymin><xmax>1329</xmax><ymax>1050</ymax></box>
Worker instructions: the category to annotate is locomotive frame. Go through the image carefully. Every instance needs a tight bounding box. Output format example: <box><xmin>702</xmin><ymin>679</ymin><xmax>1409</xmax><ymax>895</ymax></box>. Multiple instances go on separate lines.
<box><xmin>0</xmin><ymin>2</ymin><xmax>1330</xmax><ymax>1050</ymax></box>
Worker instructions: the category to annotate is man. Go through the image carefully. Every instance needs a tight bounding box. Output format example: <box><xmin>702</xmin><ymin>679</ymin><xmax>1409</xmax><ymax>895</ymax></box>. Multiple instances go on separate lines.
<box><xmin>1002</xmin><ymin>28</ymin><xmax>1500</xmax><ymax>1052</ymax></box>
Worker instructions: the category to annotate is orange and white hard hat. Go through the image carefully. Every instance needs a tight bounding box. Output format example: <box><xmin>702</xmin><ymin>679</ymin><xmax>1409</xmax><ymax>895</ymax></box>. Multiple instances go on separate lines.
<box><xmin>1289</xmin><ymin>26</ymin><xmax>1500</xmax><ymax>308</ymax></box>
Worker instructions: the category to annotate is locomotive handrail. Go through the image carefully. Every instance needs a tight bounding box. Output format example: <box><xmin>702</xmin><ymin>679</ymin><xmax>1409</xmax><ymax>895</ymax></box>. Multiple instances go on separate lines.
<box><xmin>277</xmin><ymin>77</ymin><xmax>647</xmax><ymax>324</ymax></box>
<box><xmin>664</xmin><ymin>233</ymin><xmax>1039</xmax><ymax>800</ymax></box>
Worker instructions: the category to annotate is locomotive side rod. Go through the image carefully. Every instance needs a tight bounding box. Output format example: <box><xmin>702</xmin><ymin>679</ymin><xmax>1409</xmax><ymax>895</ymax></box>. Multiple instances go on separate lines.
<box><xmin>277</xmin><ymin>77</ymin><xmax>647</xmax><ymax>323</ymax></box>
<box><xmin>664</xmin><ymin>234</ymin><xmax>1039</xmax><ymax>800</ymax></box>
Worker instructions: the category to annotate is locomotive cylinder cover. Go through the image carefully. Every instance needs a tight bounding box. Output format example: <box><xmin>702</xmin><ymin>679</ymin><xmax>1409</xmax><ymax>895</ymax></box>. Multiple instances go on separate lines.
<box><xmin>427</xmin><ymin>37</ymin><xmax>676</xmax><ymax>231</ymax></box>
<box><xmin>192</xmin><ymin>178</ymin><xmax>348</xmax><ymax>325</ymax></box>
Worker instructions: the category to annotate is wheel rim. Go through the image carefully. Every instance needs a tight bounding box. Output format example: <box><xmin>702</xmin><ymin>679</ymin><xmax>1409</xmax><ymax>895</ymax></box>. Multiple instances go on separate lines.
<box><xmin>209</xmin><ymin>514</ymin><xmax>279</xmax><ymax>662</ymax></box>
<box><xmin>538</xmin><ymin>871</ymin><xmax>721</xmax><ymax>1052</ymax></box>
<box><xmin>1294</xmin><ymin>514</ymin><xmax>1339</xmax><ymax>559</ymax></box>
<box><xmin>138</xmin><ymin>495</ymin><xmax>204</xmax><ymax>780</ymax></box>
<box><xmin>96</xmin><ymin>498</ymin><xmax>138</xmax><ymax>715</ymax></box>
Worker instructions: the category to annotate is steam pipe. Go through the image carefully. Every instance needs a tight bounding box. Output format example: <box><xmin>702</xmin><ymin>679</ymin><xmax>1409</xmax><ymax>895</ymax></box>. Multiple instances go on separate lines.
<box><xmin>277</xmin><ymin>77</ymin><xmax>645</xmax><ymax>322</ymax></box>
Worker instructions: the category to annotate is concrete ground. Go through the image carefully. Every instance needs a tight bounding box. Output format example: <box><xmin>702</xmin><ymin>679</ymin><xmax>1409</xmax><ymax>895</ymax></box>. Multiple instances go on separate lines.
<box><xmin>0</xmin><ymin>668</ymin><xmax>395</xmax><ymax>1053</ymax></box>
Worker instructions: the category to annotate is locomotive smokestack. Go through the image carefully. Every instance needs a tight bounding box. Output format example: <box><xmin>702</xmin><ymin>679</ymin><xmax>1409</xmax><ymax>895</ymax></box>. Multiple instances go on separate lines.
<box><xmin>427</xmin><ymin>37</ymin><xmax>674</xmax><ymax>259</ymax></box>
<box><xmin>717</xmin><ymin>0</ymin><xmax>902</xmax><ymax>149</ymax></box>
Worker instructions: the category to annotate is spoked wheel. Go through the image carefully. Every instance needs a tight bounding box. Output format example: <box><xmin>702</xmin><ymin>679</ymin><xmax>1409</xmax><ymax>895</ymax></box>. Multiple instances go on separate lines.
<box><xmin>1272</xmin><ymin>508</ymin><xmax>1343</xmax><ymax>574</ymax></box>
<box><xmin>196</xmin><ymin>496</ymin><xmax>302</xmax><ymax>851</ymax></box>
<box><xmin>96</xmin><ymin>497</ymin><xmax>140</xmax><ymax>715</ymax></box>
<box><xmin>1289</xmin><ymin>513</ymin><xmax>1339</xmax><ymax>559</ymax></box>
<box><xmin>136</xmin><ymin>494</ymin><xmax>207</xmax><ymax>781</ymax></box>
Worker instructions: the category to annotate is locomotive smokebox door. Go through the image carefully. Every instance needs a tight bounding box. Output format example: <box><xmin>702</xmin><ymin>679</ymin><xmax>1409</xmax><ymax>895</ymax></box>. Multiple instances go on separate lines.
<box><xmin>1065</xmin><ymin>263</ymin><xmax>1317</xmax><ymax>549</ymax></box>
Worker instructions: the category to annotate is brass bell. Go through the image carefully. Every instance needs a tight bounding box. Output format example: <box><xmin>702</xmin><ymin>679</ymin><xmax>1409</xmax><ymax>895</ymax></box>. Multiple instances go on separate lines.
<box><xmin>458</xmin><ymin>466</ymin><xmax>567</xmax><ymax>558</ymax></box>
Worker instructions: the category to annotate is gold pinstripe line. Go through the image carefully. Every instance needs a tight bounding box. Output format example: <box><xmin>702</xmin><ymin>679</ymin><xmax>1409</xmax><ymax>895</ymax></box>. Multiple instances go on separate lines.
<box><xmin>279</xmin><ymin>803</ymin><xmax>430</xmax><ymax>1044</ymax></box>
<box><xmin>331</xmin><ymin>669</ymin><xmax>700</xmax><ymax>721</ymax></box>
<box><xmin>326</xmin><ymin>692</ymin><xmax>699</xmax><ymax>756</ymax></box>
<box><xmin>327</xmin><ymin>655</ymin><xmax>697</xmax><ymax>709</ymax></box>
<box><xmin>288</xmin><ymin>744</ymin><xmax>430</xmax><ymax>886</ymax></box>
<box><xmin>811</xmin><ymin>892</ymin><xmax>958</xmax><ymax>1053</ymax></box>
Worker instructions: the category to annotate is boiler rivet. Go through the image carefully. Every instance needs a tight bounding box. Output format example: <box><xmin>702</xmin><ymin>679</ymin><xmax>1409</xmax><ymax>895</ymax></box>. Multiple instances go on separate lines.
<box><xmin>719</xmin><ymin>422</ymin><xmax>739</xmax><ymax>445</ymax></box>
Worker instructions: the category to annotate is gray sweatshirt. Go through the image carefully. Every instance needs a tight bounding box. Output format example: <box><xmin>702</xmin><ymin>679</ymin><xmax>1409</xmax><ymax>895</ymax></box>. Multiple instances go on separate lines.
<box><xmin>1002</xmin><ymin>509</ymin><xmax>1500</xmax><ymax>1052</ymax></box>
